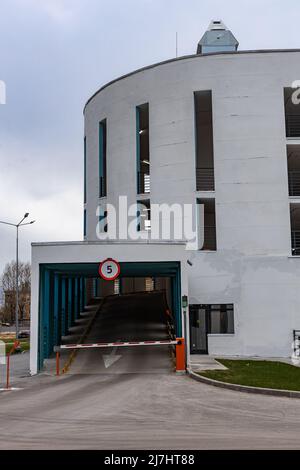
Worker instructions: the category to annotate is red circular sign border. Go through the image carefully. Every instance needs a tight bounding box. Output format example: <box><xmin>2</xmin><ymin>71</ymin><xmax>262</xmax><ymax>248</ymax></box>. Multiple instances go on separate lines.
<box><xmin>99</xmin><ymin>258</ymin><xmax>121</xmax><ymax>281</ymax></box>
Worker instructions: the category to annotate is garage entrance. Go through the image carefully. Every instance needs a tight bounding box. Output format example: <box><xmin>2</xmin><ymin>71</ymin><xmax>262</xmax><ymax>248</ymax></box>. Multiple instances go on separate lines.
<box><xmin>37</xmin><ymin>261</ymin><xmax>182</xmax><ymax>371</ymax></box>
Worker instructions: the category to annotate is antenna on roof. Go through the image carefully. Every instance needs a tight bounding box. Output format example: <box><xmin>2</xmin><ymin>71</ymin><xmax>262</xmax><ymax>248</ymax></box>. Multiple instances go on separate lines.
<box><xmin>176</xmin><ymin>32</ymin><xmax>178</xmax><ymax>58</ymax></box>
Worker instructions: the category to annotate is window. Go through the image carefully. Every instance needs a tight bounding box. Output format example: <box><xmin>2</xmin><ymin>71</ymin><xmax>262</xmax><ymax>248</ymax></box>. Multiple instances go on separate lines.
<box><xmin>83</xmin><ymin>210</ymin><xmax>87</xmax><ymax>238</ymax></box>
<box><xmin>99</xmin><ymin>119</ymin><xmax>107</xmax><ymax>197</ymax></box>
<box><xmin>137</xmin><ymin>199</ymin><xmax>151</xmax><ymax>232</ymax></box>
<box><xmin>197</xmin><ymin>198</ymin><xmax>217</xmax><ymax>250</ymax></box>
<box><xmin>145</xmin><ymin>277</ymin><xmax>154</xmax><ymax>292</ymax></box>
<box><xmin>194</xmin><ymin>91</ymin><xmax>215</xmax><ymax>191</ymax></box>
<box><xmin>287</xmin><ymin>145</ymin><xmax>300</xmax><ymax>197</ymax></box>
<box><xmin>84</xmin><ymin>137</ymin><xmax>87</xmax><ymax>204</ymax></box>
<box><xmin>290</xmin><ymin>203</ymin><xmax>300</xmax><ymax>255</ymax></box>
<box><xmin>189</xmin><ymin>304</ymin><xmax>234</xmax><ymax>354</ymax></box>
<box><xmin>99</xmin><ymin>208</ymin><xmax>108</xmax><ymax>233</ymax></box>
<box><xmin>114</xmin><ymin>278</ymin><xmax>120</xmax><ymax>295</ymax></box>
<box><xmin>284</xmin><ymin>87</ymin><xmax>300</xmax><ymax>138</ymax></box>
<box><xmin>136</xmin><ymin>103</ymin><xmax>150</xmax><ymax>194</ymax></box>
<box><xmin>209</xmin><ymin>304</ymin><xmax>234</xmax><ymax>334</ymax></box>
<box><xmin>190</xmin><ymin>304</ymin><xmax>234</xmax><ymax>334</ymax></box>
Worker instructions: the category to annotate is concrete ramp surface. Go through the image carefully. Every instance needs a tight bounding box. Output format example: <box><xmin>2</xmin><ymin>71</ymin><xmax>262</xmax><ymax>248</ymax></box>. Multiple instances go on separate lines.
<box><xmin>64</xmin><ymin>292</ymin><xmax>174</xmax><ymax>375</ymax></box>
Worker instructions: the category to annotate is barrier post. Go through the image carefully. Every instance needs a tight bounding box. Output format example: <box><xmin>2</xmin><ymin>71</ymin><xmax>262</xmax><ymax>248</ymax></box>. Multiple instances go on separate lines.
<box><xmin>6</xmin><ymin>340</ymin><xmax>20</xmax><ymax>390</ymax></box>
<box><xmin>56</xmin><ymin>352</ymin><xmax>60</xmax><ymax>376</ymax></box>
<box><xmin>176</xmin><ymin>337</ymin><xmax>186</xmax><ymax>372</ymax></box>
<box><xmin>54</xmin><ymin>346</ymin><xmax>61</xmax><ymax>376</ymax></box>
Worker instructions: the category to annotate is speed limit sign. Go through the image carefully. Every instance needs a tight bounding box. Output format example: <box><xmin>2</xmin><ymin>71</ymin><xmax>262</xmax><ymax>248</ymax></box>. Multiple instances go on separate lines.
<box><xmin>99</xmin><ymin>258</ymin><xmax>120</xmax><ymax>281</ymax></box>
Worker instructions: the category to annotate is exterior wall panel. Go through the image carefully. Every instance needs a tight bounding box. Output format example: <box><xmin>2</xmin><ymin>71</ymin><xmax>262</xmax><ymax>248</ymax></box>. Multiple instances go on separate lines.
<box><xmin>82</xmin><ymin>51</ymin><xmax>300</xmax><ymax>359</ymax></box>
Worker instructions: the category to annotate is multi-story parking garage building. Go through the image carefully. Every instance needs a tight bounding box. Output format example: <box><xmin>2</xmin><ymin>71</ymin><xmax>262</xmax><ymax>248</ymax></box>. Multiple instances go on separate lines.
<box><xmin>31</xmin><ymin>21</ymin><xmax>300</xmax><ymax>374</ymax></box>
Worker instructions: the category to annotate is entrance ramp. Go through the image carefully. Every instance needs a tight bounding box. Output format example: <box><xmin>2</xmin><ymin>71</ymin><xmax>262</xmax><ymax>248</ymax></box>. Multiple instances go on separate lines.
<box><xmin>62</xmin><ymin>292</ymin><xmax>175</xmax><ymax>375</ymax></box>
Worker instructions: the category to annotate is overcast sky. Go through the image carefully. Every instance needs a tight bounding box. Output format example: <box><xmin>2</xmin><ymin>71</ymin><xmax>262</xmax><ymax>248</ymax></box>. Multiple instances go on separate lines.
<box><xmin>0</xmin><ymin>0</ymin><xmax>299</xmax><ymax>275</ymax></box>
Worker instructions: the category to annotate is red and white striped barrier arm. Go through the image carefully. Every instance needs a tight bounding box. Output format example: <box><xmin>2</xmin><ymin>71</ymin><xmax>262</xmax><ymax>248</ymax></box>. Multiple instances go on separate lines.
<box><xmin>54</xmin><ymin>338</ymin><xmax>185</xmax><ymax>375</ymax></box>
<box><xmin>55</xmin><ymin>339</ymin><xmax>179</xmax><ymax>351</ymax></box>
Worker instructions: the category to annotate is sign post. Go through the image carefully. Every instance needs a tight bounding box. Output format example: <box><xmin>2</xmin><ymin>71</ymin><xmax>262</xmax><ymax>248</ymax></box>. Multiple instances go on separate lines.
<box><xmin>99</xmin><ymin>258</ymin><xmax>120</xmax><ymax>281</ymax></box>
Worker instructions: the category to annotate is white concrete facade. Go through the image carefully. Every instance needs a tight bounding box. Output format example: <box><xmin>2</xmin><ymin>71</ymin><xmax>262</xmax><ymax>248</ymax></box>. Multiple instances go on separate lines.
<box><xmin>83</xmin><ymin>49</ymin><xmax>300</xmax><ymax>359</ymax></box>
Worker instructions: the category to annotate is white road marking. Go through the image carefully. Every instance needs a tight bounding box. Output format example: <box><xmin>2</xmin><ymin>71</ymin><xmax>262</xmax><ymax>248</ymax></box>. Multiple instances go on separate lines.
<box><xmin>0</xmin><ymin>388</ymin><xmax>23</xmax><ymax>392</ymax></box>
<box><xmin>103</xmin><ymin>345</ymin><xmax>122</xmax><ymax>368</ymax></box>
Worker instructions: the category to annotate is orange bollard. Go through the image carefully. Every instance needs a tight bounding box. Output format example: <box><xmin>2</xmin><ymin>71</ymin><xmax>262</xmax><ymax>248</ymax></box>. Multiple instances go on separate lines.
<box><xmin>176</xmin><ymin>337</ymin><xmax>186</xmax><ymax>372</ymax></box>
<box><xmin>56</xmin><ymin>352</ymin><xmax>60</xmax><ymax>376</ymax></box>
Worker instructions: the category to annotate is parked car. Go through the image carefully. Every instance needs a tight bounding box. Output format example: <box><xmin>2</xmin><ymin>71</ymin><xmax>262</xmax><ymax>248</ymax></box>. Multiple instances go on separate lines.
<box><xmin>18</xmin><ymin>330</ymin><xmax>30</xmax><ymax>339</ymax></box>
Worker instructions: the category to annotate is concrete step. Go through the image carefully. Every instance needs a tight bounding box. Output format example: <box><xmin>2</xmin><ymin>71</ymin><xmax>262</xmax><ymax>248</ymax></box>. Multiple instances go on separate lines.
<box><xmin>189</xmin><ymin>355</ymin><xmax>227</xmax><ymax>371</ymax></box>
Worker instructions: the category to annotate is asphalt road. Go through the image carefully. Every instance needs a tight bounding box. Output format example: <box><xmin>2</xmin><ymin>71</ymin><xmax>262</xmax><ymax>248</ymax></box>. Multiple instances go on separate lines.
<box><xmin>1</xmin><ymin>293</ymin><xmax>300</xmax><ymax>450</ymax></box>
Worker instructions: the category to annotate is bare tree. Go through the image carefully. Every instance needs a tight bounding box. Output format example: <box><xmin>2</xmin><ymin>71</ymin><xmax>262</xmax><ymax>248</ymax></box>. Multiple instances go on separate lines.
<box><xmin>1</xmin><ymin>261</ymin><xmax>31</xmax><ymax>323</ymax></box>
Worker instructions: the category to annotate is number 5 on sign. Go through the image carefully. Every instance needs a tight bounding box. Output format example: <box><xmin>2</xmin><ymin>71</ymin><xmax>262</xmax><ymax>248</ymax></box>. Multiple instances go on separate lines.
<box><xmin>99</xmin><ymin>258</ymin><xmax>120</xmax><ymax>281</ymax></box>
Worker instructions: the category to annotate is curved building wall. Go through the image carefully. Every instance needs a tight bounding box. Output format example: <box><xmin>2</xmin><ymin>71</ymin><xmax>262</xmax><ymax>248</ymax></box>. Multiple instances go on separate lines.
<box><xmin>84</xmin><ymin>51</ymin><xmax>300</xmax><ymax>357</ymax></box>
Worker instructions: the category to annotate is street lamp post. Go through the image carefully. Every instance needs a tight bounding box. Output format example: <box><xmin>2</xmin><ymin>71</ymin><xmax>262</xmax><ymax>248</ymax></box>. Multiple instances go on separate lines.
<box><xmin>0</xmin><ymin>213</ymin><xmax>35</xmax><ymax>339</ymax></box>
